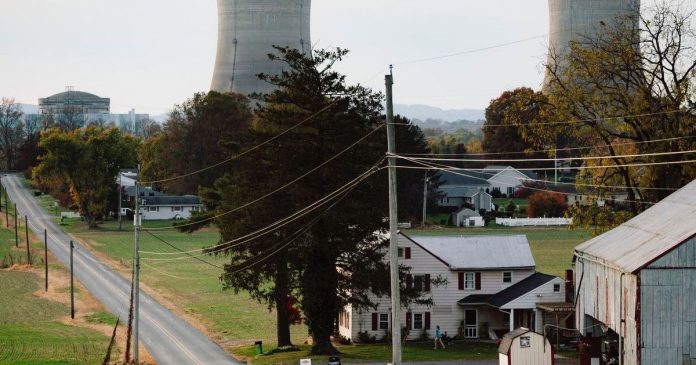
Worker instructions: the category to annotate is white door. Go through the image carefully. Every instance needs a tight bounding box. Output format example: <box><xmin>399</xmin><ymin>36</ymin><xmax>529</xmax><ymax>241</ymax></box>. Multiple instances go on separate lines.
<box><xmin>464</xmin><ymin>309</ymin><xmax>478</xmax><ymax>338</ymax></box>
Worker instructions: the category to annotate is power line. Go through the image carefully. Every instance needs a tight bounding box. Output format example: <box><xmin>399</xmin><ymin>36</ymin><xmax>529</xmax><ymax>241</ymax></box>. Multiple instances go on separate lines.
<box><xmin>144</xmin><ymin>125</ymin><xmax>385</xmax><ymax>231</ymax></box>
<box><xmin>402</xmin><ymin>135</ymin><xmax>696</xmax><ymax>156</ymax></box>
<box><xmin>140</xmin><ymin>99</ymin><xmax>344</xmax><ymax>185</ymax></box>
<box><xmin>140</xmin><ymin>161</ymin><xmax>382</xmax><ymax>258</ymax></box>
<box><xmin>392</xmin><ymin>149</ymin><xmax>696</xmax><ymax>163</ymax></box>
<box><xmin>142</xmin><ymin>229</ymin><xmax>223</xmax><ymax>268</ymax></box>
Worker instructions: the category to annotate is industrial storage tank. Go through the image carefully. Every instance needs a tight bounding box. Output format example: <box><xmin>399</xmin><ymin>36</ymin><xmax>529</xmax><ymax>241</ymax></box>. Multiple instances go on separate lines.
<box><xmin>544</xmin><ymin>0</ymin><xmax>640</xmax><ymax>89</ymax></box>
<box><xmin>210</xmin><ymin>0</ymin><xmax>312</xmax><ymax>96</ymax></box>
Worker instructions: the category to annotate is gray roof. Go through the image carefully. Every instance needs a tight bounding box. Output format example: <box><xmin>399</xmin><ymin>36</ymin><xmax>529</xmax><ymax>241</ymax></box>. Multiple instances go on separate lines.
<box><xmin>124</xmin><ymin>186</ymin><xmax>163</xmax><ymax>198</ymax></box>
<box><xmin>142</xmin><ymin>195</ymin><xmax>201</xmax><ymax>206</ymax></box>
<box><xmin>575</xmin><ymin>179</ymin><xmax>696</xmax><ymax>273</ymax></box>
<box><xmin>402</xmin><ymin>234</ymin><xmax>536</xmax><ymax>270</ymax></box>
<box><xmin>439</xmin><ymin>186</ymin><xmax>483</xmax><ymax>198</ymax></box>
<box><xmin>437</xmin><ymin>171</ymin><xmax>491</xmax><ymax>187</ymax></box>
<box><xmin>458</xmin><ymin>272</ymin><xmax>557</xmax><ymax>308</ymax></box>
<box><xmin>43</xmin><ymin>90</ymin><xmax>104</xmax><ymax>100</ymax></box>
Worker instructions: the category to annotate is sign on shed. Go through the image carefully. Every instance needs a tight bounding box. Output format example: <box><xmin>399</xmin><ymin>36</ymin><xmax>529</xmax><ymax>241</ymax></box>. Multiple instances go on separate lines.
<box><xmin>498</xmin><ymin>327</ymin><xmax>553</xmax><ymax>365</ymax></box>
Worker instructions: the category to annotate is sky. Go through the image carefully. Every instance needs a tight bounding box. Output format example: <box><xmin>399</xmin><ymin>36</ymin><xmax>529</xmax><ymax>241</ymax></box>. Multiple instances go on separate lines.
<box><xmin>0</xmin><ymin>1</ymin><xmax>658</xmax><ymax>115</ymax></box>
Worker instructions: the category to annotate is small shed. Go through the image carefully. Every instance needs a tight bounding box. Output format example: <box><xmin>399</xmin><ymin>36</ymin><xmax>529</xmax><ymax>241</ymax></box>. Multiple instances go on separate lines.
<box><xmin>451</xmin><ymin>208</ymin><xmax>483</xmax><ymax>227</ymax></box>
<box><xmin>498</xmin><ymin>327</ymin><xmax>554</xmax><ymax>365</ymax></box>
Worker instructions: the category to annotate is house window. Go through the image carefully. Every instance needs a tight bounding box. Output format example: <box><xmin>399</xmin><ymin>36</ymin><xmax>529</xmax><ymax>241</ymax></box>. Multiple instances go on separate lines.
<box><xmin>414</xmin><ymin>275</ymin><xmax>425</xmax><ymax>291</ymax></box>
<box><xmin>379</xmin><ymin>313</ymin><xmax>389</xmax><ymax>330</ymax></box>
<box><xmin>398</xmin><ymin>248</ymin><xmax>403</xmax><ymax>258</ymax></box>
<box><xmin>503</xmin><ymin>271</ymin><xmax>512</xmax><ymax>284</ymax></box>
<box><xmin>413</xmin><ymin>313</ymin><xmax>424</xmax><ymax>330</ymax></box>
<box><xmin>464</xmin><ymin>272</ymin><xmax>475</xmax><ymax>289</ymax></box>
<box><xmin>172</xmin><ymin>206</ymin><xmax>182</xmax><ymax>211</ymax></box>
<box><xmin>554</xmin><ymin>284</ymin><xmax>561</xmax><ymax>292</ymax></box>
<box><xmin>507</xmin><ymin>187</ymin><xmax>514</xmax><ymax>196</ymax></box>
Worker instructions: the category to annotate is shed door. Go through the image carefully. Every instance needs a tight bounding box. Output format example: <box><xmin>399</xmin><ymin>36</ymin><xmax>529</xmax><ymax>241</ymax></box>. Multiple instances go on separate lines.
<box><xmin>464</xmin><ymin>310</ymin><xmax>477</xmax><ymax>338</ymax></box>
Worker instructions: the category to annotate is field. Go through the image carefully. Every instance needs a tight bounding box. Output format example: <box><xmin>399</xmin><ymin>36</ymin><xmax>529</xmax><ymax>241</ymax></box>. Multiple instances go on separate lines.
<box><xmin>0</xmin><ymin>234</ymin><xmax>115</xmax><ymax>364</ymax></box>
<box><xmin>232</xmin><ymin>341</ymin><xmax>499</xmax><ymax>365</ymax></box>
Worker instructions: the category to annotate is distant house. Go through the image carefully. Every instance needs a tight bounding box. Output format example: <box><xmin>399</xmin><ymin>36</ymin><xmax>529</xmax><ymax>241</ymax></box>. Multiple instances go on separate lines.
<box><xmin>549</xmin><ymin>184</ymin><xmax>628</xmax><ymax>207</ymax></box>
<box><xmin>451</xmin><ymin>208</ymin><xmax>483</xmax><ymax>227</ymax></box>
<box><xmin>140</xmin><ymin>195</ymin><xmax>202</xmax><ymax>220</ymax></box>
<box><xmin>482</xmin><ymin>166</ymin><xmax>537</xmax><ymax>197</ymax></box>
<box><xmin>338</xmin><ymin>233</ymin><xmax>567</xmax><ymax>342</ymax></box>
<box><xmin>574</xmin><ymin>179</ymin><xmax>696</xmax><ymax>364</ymax></box>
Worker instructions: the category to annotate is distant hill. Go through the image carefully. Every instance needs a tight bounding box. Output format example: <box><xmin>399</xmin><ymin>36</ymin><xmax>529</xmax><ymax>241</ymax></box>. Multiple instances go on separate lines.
<box><xmin>394</xmin><ymin>104</ymin><xmax>485</xmax><ymax>123</ymax></box>
<box><xmin>19</xmin><ymin>104</ymin><xmax>38</xmax><ymax>114</ymax></box>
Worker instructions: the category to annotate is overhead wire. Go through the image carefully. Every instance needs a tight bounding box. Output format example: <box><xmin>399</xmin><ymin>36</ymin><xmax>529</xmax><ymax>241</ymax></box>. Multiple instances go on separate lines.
<box><xmin>139</xmin><ymin>159</ymin><xmax>383</xmax><ymax>258</ymax></box>
<box><xmin>143</xmin><ymin>124</ymin><xmax>385</xmax><ymax>232</ymax></box>
<box><xmin>391</xmin><ymin>149</ymin><xmax>696</xmax><ymax>163</ymax></box>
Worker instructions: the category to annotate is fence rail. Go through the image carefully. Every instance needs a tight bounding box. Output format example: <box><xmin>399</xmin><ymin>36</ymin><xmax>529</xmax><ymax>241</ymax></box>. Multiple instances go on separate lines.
<box><xmin>495</xmin><ymin>217</ymin><xmax>573</xmax><ymax>227</ymax></box>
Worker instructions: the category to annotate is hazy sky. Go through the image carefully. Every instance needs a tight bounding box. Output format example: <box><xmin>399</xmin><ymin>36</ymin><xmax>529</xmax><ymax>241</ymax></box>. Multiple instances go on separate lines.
<box><xmin>0</xmin><ymin>1</ymin><xmax>640</xmax><ymax>114</ymax></box>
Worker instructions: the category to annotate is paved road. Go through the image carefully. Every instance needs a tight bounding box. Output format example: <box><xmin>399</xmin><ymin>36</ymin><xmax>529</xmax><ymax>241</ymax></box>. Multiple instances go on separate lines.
<box><xmin>3</xmin><ymin>174</ymin><xmax>240</xmax><ymax>365</ymax></box>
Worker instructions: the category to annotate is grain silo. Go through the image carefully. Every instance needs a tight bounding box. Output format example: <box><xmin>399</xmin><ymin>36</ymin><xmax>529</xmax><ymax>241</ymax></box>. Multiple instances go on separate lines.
<box><xmin>210</xmin><ymin>0</ymin><xmax>311</xmax><ymax>96</ymax></box>
<box><xmin>544</xmin><ymin>0</ymin><xmax>640</xmax><ymax>89</ymax></box>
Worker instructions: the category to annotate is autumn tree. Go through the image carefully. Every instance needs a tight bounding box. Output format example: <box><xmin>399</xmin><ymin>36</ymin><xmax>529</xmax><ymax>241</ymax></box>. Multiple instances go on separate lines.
<box><xmin>537</xmin><ymin>2</ymin><xmax>696</xmax><ymax>211</ymax></box>
<box><xmin>140</xmin><ymin>91</ymin><xmax>251</xmax><ymax>194</ymax></box>
<box><xmin>34</xmin><ymin>126</ymin><xmax>138</xmax><ymax>228</ymax></box>
<box><xmin>526</xmin><ymin>191</ymin><xmax>568</xmax><ymax>218</ymax></box>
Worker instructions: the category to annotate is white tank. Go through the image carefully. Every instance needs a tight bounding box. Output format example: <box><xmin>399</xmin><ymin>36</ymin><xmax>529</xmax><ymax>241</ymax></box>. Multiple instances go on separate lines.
<box><xmin>211</xmin><ymin>0</ymin><xmax>311</xmax><ymax>96</ymax></box>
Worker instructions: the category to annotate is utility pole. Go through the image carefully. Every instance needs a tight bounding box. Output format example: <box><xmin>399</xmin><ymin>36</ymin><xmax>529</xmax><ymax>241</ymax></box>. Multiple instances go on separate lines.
<box><xmin>5</xmin><ymin>190</ymin><xmax>8</xmax><ymax>228</ymax></box>
<box><xmin>44</xmin><ymin>229</ymin><xmax>48</xmax><ymax>291</ymax></box>
<box><xmin>554</xmin><ymin>148</ymin><xmax>558</xmax><ymax>186</ymax></box>
<box><xmin>421</xmin><ymin>172</ymin><xmax>428</xmax><ymax>227</ymax></box>
<box><xmin>132</xmin><ymin>166</ymin><xmax>141</xmax><ymax>363</ymax></box>
<box><xmin>25</xmin><ymin>216</ymin><xmax>31</xmax><ymax>264</ymax></box>
<box><xmin>118</xmin><ymin>172</ymin><xmax>122</xmax><ymax>231</ymax></box>
<box><xmin>385</xmin><ymin>67</ymin><xmax>402</xmax><ymax>365</ymax></box>
<box><xmin>70</xmin><ymin>240</ymin><xmax>75</xmax><ymax>319</ymax></box>
<box><xmin>14</xmin><ymin>204</ymin><xmax>18</xmax><ymax>247</ymax></box>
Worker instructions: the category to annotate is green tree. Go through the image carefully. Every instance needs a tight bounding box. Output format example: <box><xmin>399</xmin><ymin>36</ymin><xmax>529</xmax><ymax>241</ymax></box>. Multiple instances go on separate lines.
<box><xmin>0</xmin><ymin>98</ymin><xmax>25</xmax><ymax>170</ymax></box>
<box><xmin>140</xmin><ymin>91</ymin><xmax>252</xmax><ymax>195</ymax></box>
<box><xmin>34</xmin><ymin>126</ymin><xmax>138</xmax><ymax>228</ymax></box>
<box><xmin>186</xmin><ymin>47</ymin><xmax>439</xmax><ymax>354</ymax></box>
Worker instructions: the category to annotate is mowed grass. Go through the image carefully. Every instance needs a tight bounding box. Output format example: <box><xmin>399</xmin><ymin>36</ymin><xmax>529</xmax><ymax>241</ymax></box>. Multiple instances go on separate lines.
<box><xmin>403</xmin><ymin>226</ymin><xmax>591</xmax><ymax>277</ymax></box>
<box><xmin>233</xmin><ymin>341</ymin><xmax>498</xmax><ymax>365</ymax></box>
<box><xmin>0</xmin><ymin>271</ymin><xmax>112</xmax><ymax>365</ymax></box>
<box><xmin>65</xmin><ymin>219</ymin><xmax>307</xmax><ymax>344</ymax></box>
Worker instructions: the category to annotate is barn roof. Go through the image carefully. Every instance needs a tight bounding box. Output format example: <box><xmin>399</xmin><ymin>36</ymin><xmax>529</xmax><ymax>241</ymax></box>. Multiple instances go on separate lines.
<box><xmin>575</xmin><ymin>179</ymin><xmax>696</xmax><ymax>273</ymax></box>
<box><xmin>402</xmin><ymin>233</ymin><xmax>536</xmax><ymax>270</ymax></box>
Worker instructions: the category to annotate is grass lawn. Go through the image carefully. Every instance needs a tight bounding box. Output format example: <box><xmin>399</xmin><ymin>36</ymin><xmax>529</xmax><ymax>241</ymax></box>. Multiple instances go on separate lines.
<box><xmin>403</xmin><ymin>226</ymin><xmax>591</xmax><ymax>277</ymax></box>
<box><xmin>64</xmin><ymin>219</ymin><xmax>308</xmax><ymax>345</ymax></box>
<box><xmin>232</xmin><ymin>341</ymin><xmax>498</xmax><ymax>365</ymax></box>
<box><xmin>0</xmin><ymin>255</ymin><xmax>113</xmax><ymax>364</ymax></box>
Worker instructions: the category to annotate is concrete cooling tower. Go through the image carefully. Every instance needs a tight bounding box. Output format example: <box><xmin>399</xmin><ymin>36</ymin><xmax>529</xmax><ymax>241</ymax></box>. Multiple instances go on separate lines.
<box><xmin>211</xmin><ymin>0</ymin><xmax>311</xmax><ymax>96</ymax></box>
<box><xmin>545</xmin><ymin>0</ymin><xmax>640</xmax><ymax>88</ymax></box>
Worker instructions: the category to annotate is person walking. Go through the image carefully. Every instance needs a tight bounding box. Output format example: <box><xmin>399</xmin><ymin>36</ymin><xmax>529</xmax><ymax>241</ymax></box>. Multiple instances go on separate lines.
<box><xmin>434</xmin><ymin>325</ymin><xmax>446</xmax><ymax>349</ymax></box>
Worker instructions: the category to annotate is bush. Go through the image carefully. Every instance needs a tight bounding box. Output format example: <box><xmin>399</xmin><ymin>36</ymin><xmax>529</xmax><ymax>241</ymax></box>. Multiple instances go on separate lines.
<box><xmin>527</xmin><ymin>191</ymin><xmax>568</xmax><ymax>217</ymax></box>
<box><xmin>419</xmin><ymin>328</ymin><xmax>431</xmax><ymax>341</ymax></box>
<box><xmin>357</xmin><ymin>331</ymin><xmax>377</xmax><ymax>344</ymax></box>
<box><xmin>335</xmin><ymin>334</ymin><xmax>351</xmax><ymax>345</ymax></box>
<box><xmin>490</xmin><ymin>189</ymin><xmax>502</xmax><ymax>198</ymax></box>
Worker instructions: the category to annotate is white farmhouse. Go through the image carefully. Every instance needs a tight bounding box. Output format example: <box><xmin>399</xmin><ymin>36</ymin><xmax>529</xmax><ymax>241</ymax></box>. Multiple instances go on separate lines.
<box><xmin>483</xmin><ymin>165</ymin><xmax>536</xmax><ymax>197</ymax></box>
<box><xmin>339</xmin><ymin>233</ymin><xmax>567</xmax><ymax>342</ymax></box>
<box><xmin>140</xmin><ymin>195</ymin><xmax>202</xmax><ymax>220</ymax></box>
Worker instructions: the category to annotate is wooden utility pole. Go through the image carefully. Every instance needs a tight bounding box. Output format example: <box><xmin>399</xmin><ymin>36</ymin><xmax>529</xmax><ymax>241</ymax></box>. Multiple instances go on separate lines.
<box><xmin>385</xmin><ymin>67</ymin><xmax>402</xmax><ymax>365</ymax></box>
<box><xmin>14</xmin><ymin>204</ymin><xmax>18</xmax><ymax>247</ymax></box>
<box><xmin>5</xmin><ymin>191</ymin><xmax>8</xmax><ymax>228</ymax></box>
<box><xmin>70</xmin><ymin>240</ymin><xmax>75</xmax><ymax>319</ymax></box>
<box><xmin>118</xmin><ymin>172</ymin><xmax>123</xmax><ymax>231</ymax></box>
<box><xmin>422</xmin><ymin>172</ymin><xmax>428</xmax><ymax>227</ymax></box>
<box><xmin>24</xmin><ymin>216</ymin><xmax>31</xmax><ymax>264</ymax></box>
<box><xmin>44</xmin><ymin>229</ymin><xmax>48</xmax><ymax>291</ymax></box>
<box><xmin>132</xmin><ymin>167</ymin><xmax>141</xmax><ymax>363</ymax></box>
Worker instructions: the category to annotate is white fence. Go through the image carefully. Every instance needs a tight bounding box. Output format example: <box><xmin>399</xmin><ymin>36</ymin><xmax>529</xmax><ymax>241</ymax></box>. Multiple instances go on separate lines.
<box><xmin>495</xmin><ymin>217</ymin><xmax>572</xmax><ymax>227</ymax></box>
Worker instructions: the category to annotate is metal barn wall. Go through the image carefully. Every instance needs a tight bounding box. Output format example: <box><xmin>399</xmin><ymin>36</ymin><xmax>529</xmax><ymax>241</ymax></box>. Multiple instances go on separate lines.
<box><xmin>641</xmin><ymin>236</ymin><xmax>696</xmax><ymax>364</ymax></box>
<box><xmin>576</xmin><ymin>257</ymin><xmax>639</xmax><ymax>364</ymax></box>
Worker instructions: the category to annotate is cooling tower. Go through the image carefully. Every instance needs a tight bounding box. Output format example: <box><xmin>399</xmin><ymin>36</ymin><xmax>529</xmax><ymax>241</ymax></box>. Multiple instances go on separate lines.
<box><xmin>544</xmin><ymin>0</ymin><xmax>640</xmax><ymax>89</ymax></box>
<box><xmin>211</xmin><ymin>0</ymin><xmax>311</xmax><ymax>96</ymax></box>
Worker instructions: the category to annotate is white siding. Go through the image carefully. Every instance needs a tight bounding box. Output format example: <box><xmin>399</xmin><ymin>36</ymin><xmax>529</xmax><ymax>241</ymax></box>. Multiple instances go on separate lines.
<box><xmin>140</xmin><ymin>205</ymin><xmax>200</xmax><ymax>220</ymax></box>
<box><xmin>503</xmin><ymin>277</ymin><xmax>566</xmax><ymax>310</ymax></box>
<box><xmin>346</xmin><ymin>234</ymin><xmax>534</xmax><ymax>341</ymax></box>
<box><xmin>487</xmin><ymin>169</ymin><xmax>529</xmax><ymax>194</ymax></box>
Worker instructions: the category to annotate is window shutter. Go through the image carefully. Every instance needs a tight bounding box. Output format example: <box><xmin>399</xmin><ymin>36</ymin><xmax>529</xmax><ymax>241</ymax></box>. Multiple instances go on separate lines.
<box><xmin>372</xmin><ymin>313</ymin><xmax>378</xmax><ymax>331</ymax></box>
<box><xmin>406</xmin><ymin>274</ymin><xmax>413</xmax><ymax>289</ymax></box>
<box><xmin>406</xmin><ymin>312</ymin><xmax>412</xmax><ymax>330</ymax></box>
<box><xmin>458</xmin><ymin>272</ymin><xmax>464</xmax><ymax>290</ymax></box>
<box><xmin>425</xmin><ymin>274</ymin><xmax>431</xmax><ymax>292</ymax></box>
<box><xmin>405</xmin><ymin>247</ymin><xmax>411</xmax><ymax>259</ymax></box>
<box><xmin>425</xmin><ymin>312</ymin><xmax>431</xmax><ymax>330</ymax></box>
<box><xmin>475</xmin><ymin>272</ymin><xmax>482</xmax><ymax>290</ymax></box>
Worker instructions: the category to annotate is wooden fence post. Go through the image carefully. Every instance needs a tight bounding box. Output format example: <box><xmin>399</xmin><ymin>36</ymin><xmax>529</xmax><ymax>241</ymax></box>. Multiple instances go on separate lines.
<box><xmin>25</xmin><ymin>216</ymin><xmax>31</xmax><ymax>265</ymax></box>
<box><xmin>44</xmin><ymin>229</ymin><xmax>48</xmax><ymax>291</ymax></box>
